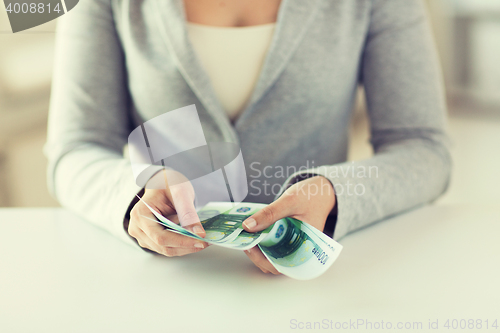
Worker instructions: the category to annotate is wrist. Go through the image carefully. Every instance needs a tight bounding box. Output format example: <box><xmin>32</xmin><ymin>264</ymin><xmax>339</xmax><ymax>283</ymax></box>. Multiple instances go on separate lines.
<box><xmin>123</xmin><ymin>188</ymin><xmax>144</xmax><ymax>232</ymax></box>
<box><xmin>315</xmin><ymin>175</ymin><xmax>336</xmax><ymax>211</ymax></box>
<box><xmin>313</xmin><ymin>175</ymin><xmax>337</xmax><ymax>237</ymax></box>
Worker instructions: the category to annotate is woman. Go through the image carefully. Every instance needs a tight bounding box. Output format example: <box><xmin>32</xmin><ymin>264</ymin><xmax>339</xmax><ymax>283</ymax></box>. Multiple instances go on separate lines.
<box><xmin>46</xmin><ymin>0</ymin><xmax>451</xmax><ymax>274</ymax></box>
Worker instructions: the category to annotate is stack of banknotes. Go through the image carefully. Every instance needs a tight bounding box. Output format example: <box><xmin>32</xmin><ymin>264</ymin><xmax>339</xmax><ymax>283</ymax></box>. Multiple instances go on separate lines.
<box><xmin>141</xmin><ymin>201</ymin><xmax>343</xmax><ymax>280</ymax></box>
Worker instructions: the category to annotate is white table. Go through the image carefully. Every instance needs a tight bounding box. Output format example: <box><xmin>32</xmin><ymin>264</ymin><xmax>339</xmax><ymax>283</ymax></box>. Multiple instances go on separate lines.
<box><xmin>1</xmin><ymin>205</ymin><xmax>499</xmax><ymax>333</ymax></box>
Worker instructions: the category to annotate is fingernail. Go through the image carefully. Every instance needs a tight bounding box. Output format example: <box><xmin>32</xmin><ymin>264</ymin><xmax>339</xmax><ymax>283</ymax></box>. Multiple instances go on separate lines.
<box><xmin>244</xmin><ymin>249</ymin><xmax>250</xmax><ymax>254</ymax></box>
<box><xmin>194</xmin><ymin>243</ymin><xmax>204</xmax><ymax>249</ymax></box>
<box><xmin>243</xmin><ymin>218</ymin><xmax>257</xmax><ymax>230</ymax></box>
<box><xmin>193</xmin><ymin>225</ymin><xmax>203</xmax><ymax>235</ymax></box>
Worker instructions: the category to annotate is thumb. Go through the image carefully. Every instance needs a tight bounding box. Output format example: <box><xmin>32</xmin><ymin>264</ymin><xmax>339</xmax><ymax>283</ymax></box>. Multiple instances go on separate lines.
<box><xmin>242</xmin><ymin>196</ymin><xmax>293</xmax><ymax>232</ymax></box>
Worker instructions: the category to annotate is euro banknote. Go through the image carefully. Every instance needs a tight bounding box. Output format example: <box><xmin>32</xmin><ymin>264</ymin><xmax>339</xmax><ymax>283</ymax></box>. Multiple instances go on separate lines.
<box><xmin>140</xmin><ymin>200</ymin><xmax>343</xmax><ymax>280</ymax></box>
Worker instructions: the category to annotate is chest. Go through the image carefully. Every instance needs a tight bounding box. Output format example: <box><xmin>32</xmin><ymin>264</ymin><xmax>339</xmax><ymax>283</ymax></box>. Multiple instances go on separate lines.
<box><xmin>183</xmin><ymin>0</ymin><xmax>282</xmax><ymax>26</ymax></box>
<box><xmin>117</xmin><ymin>0</ymin><xmax>370</xmax><ymax>131</ymax></box>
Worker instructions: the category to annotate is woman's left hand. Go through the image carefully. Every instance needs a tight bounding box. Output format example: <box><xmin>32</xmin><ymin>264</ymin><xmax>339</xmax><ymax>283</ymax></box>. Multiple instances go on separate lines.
<box><xmin>242</xmin><ymin>176</ymin><xmax>336</xmax><ymax>274</ymax></box>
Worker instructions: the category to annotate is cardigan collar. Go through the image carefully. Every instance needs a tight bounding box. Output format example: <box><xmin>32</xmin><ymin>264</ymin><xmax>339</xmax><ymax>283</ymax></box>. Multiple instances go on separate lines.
<box><xmin>152</xmin><ymin>0</ymin><xmax>321</xmax><ymax>141</ymax></box>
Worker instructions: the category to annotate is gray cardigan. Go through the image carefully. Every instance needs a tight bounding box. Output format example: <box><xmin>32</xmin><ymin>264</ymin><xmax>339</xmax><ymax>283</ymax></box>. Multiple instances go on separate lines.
<box><xmin>46</xmin><ymin>0</ymin><xmax>451</xmax><ymax>247</ymax></box>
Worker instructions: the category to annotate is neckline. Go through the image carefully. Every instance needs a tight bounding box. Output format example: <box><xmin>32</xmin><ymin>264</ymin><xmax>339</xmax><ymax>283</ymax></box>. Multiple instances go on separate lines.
<box><xmin>153</xmin><ymin>0</ymin><xmax>321</xmax><ymax>133</ymax></box>
<box><xmin>186</xmin><ymin>22</ymin><xmax>277</xmax><ymax>30</ymax></box>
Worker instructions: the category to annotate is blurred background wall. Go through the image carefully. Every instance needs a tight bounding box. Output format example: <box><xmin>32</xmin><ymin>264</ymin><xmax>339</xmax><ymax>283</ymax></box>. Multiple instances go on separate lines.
<box><xmin>0</xmin><ymin>0</ymin><xmax>499</xmax><ymax>208</ymax></box>
<box><xmin>0</xmin><ymin>7</ymin><xmax>57</xmax><ymax>207</ymax></box>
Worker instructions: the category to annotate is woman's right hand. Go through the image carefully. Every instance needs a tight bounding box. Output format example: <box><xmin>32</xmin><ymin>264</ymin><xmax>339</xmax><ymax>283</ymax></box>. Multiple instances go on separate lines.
<box><xmin>127</xmin><ymin>170</ymin><xmax>209</xmax><ymax>256</ymax></box>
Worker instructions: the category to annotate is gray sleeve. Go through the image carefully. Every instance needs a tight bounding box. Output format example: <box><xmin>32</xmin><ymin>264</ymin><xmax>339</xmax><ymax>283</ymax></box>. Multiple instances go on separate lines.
<box><xmin>44</xmin><ymin>0</ymin><xmax>154</xmax><ymax>247</ymax></box>
<box><xmin>278</xmin><ymin>0</ymin><xmax>452</xmax><ymax>241</ymax></box>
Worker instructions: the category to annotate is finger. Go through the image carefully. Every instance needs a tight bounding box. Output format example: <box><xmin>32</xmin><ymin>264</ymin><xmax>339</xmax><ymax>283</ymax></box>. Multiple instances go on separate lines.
<box><xmin>242</xmin><ymin>194</ymin><xmax>296</xmax><ymax>232</ymax></box>
<box><xmin>161</xmin><ymin>247</ymin><xmax>205</xmax><ymax>257</ymax></box>
<box><xmin>139</xmin><ymin>214</ymin><xmax>208</xmax><ymax>249</ymax></box>
<box><xmin>246</xmin><ymin>251</ymin><xmax>279</xmax><ymax>275</ymax></box>
<box><xmin>140</xmin><ymin>189</ymin><xmax>176</xmax><ymax>216</ymax></box>
<box><xmin>160</xmin><ymin>193</ymin><xmax>206</xmax><ymax>238</ymax></box>
<box><xmin>132</xmin><ymin>225</ymin><xmax>206</xmax><ymax>256</ymax></box>
<box><xmin>244</xmin><ymin>247</ymin><xmax>281</xmax><ymax>275</ymax></box>
<box><xmin>244</xmin><ymin>250</ymin><xmax>268</xmax><ymax>273</ymax></box>
<box><xmin>141</xmin><ymin>237</ymin><xmax>204</xmax><ymax>257</ymax></box>
<box><xmin>169</xmin><ymin>183</ymin><xmax>206</xmax><ymax>238</ymax></box>
<box><xmin>132</xmin><ymin>227</ymin><xmax>167</xmax><ymax>254</ymax></box>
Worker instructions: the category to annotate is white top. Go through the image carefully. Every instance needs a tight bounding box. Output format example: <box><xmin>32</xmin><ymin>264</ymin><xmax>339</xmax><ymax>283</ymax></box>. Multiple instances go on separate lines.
<box><xmin>186</xmin><ymin>22</ymin><xmax>276</xmax><ymax>120</ymax></box>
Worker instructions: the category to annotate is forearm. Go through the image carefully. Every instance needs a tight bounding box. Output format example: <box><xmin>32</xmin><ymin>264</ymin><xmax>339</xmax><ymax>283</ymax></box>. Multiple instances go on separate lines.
<box><xmin>47</xmin><ymin>145</ymin><xmax>145</xmax><ymax>246</ymax></box>
<box><xmin>279</xmin><ymin>135</ymin><xmax>451</xmax><ymax>241</ymax></box>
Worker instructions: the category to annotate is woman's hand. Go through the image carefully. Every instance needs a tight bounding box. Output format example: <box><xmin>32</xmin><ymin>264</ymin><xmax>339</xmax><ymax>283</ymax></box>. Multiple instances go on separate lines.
<box><xmin>242</xmin><ymin>176</ymin><xmax>336</xmax><ymax>274</ymax></box>
<box><xmin>127</xmin><ymin>170</ymin><xmax>209</xmax><ymax>256</ymax></box>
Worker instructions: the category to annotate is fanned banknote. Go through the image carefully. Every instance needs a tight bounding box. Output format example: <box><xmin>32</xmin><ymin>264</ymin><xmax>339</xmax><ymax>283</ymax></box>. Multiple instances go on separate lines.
<box><xmin>140</xmin><ymin>200</ymin><xmax>343</xmax><ymax>280</ymax></box>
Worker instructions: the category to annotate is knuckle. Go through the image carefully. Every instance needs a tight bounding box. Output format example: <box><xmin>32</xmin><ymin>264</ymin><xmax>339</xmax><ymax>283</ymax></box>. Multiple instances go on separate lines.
<box><xmin>175</xmin><ymin>237</ymin><xmax>188</xmax><ymax>248</ymax></box>
<box><xmin>172</xmin><ymin>182</ymin><xmax>194</xmax><ymax>195</ymax></box>
<box><xmin>130</xmin><ymin>205</ymin><xmax>138</xmax><ymax>216</ymax></box>
<box><xmin>260</xmin><ymin>206</ymin><xmax>275</xmax><ymax>224</ymax></box>
<box><xmin>130</xmin><ymin>205</ymin><xmax>142</xmax><ymax>219</ymax></box>
<box><xmin>163</xmin><ymin>248</ymin><xmax>174</xmax><ymax>257</ymax></box>
<box><xmin>256</xmin><ymin>257</ymin><xmax>269</xmax><ymax>266</ymax></box>
<box><xmin>180</xmin><ymin>239</ymin><xmax>194</xmax><ymax>248</ymax></box>
<box><xmin>179</xmin><ymin>211</ymin><xmax>198</xmax><ymax>223</ymax></box>
<box><xmin>155</xmin><ymin>234</ymin><xmax>168</xmax><ymax>246</ymax></box>
<box><xmin>284</xmin><ymin>190</ymin><xmax>299</xmax><ymax>203</ymax></box>
<box><xmin>149</xmin><ymin>233</ymin><xmax>158</xmax><ymax>243</ymax></box>
<box><xmin>127</xmin><ymin>225</ymin><xmax>136</xmax><ymax>237</ymax></box>
<box><xmin>150</xmin><ymin>233</ymin><xmax>161</xmax><ymax>245</ymax></box>
<box><xmin>128</xmin><ymin>224</ymin><xmax>140</xmax><ymax>238</ymax></box>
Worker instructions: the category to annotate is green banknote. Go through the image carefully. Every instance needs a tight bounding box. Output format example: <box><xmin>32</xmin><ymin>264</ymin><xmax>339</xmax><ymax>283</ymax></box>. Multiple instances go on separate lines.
<box><xmin>196</xmin><ymin>202</ymin><xmax>273</xmax><ymax>249</ymax></box>
<box><xmin>140</xmin><ymin>200</ymin><xmax>343</xmax><ymax>280</ymax></box>
<box><xmin>258</xmin><ymin>217</ymin><xmax>342</xmax><ymax>280</ymax></box>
